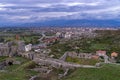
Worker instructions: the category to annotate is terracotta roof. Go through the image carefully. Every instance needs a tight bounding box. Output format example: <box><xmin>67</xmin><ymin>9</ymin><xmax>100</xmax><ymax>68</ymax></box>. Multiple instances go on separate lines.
<box><xmin>96</xmin><ymin>50</ymin><xmax>106</xmax><ymax>54</ymax></box>
<box><xmin>111</xmin><ymin>52</ymin><xmax>118</xmax><ymax>57</ymax></box>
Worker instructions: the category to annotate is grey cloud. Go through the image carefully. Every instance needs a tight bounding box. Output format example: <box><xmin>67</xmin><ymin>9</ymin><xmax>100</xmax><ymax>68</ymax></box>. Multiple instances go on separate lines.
<box><xmin>0</xmin><ymin>0</ymin><xmax>120</xmax><ymax>22</ymax></box>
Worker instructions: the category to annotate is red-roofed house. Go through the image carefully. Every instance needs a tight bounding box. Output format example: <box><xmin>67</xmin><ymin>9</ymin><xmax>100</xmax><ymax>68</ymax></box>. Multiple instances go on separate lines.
<box><xmin>111</xmin><ymin>52</ymin><xmax>118</xmax><ymax>58</ymax></box>
<box><xmin>43</xmin><ymin>37</ymin><xmax>59</xmax><ymax>44</ymax></box>
<box><xmin>96</xmin><ymin>50</ymin><xmax>106</xmax><ymax>56</ymax></box>
<box><xmin>92</xmin><ymin>55</ymin><xmax>99</xmax><ymax>60</ymax></box>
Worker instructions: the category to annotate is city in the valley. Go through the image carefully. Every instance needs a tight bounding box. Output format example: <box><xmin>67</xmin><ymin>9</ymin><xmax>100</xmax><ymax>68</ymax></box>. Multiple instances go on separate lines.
<box><xmin>0</xmin><ymin>27</ymin><xmax>120</xmax><ymax>80</ymax></box>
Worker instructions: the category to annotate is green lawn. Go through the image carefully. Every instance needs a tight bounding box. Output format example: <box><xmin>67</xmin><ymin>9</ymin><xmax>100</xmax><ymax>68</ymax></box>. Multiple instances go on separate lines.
<box><xmin>63</xmin><ymin>64</ymin><xmax>120</xmax><ymax>80</ymax></box>
<box><xmin>90</xmin><ymin>43</ymin><xmax>109</xmax><ymax>50</ymax></box>
<box><xmin>0</xmin><ymin>56</ymin><xmax>8</xmax><ymax>62</ymax></box>
<box><xmin>0</xmin><ymin>57</ymin><xmax>38</xmax><ymax>80</ymax></box>
<box><xmin>20</xmin><ymin>36</ymin><xmax>40</xmax><ymax>45</ymax></box>
<box><xmin>66</xmin><ymin>57</ymin><xmax>100</xmax><ymax>65</ymax></box>
<box><xmin>4</xmin><ymin>37</ymin><xmax>15</xmax><ymax>42</ymax></box>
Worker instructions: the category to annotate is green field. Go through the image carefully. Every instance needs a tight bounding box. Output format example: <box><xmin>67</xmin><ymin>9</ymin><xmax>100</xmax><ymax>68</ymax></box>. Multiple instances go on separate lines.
<box><xmin>0</xmin><ymin>57</ymin><xmax>38</xmax><ymax>80</ymax></box>
<box><xmin>0</xmin><ymin>56</ymin><xmax>8</xmax><ymax>62</ymax></box>
<box><xmin>66</xmin><ymin>57</ymin><xmax>100</xmax><ymax>65</ymax></box>
<box><xmin>63</xmin><ymin>64</ymin><xmax>120</xmax><ymax>80</ymax></box>
<box><xmin>90</xmin><ymin>43</ymin><xmax>109</xmax><ymax>50</ymax></box>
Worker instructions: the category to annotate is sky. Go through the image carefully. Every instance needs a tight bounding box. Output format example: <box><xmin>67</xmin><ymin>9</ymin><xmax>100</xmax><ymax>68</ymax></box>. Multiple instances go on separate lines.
<box><xmin>0</xmin><ymin>0</ymin><xmax>120</xmax><ymax>25</ymax></box>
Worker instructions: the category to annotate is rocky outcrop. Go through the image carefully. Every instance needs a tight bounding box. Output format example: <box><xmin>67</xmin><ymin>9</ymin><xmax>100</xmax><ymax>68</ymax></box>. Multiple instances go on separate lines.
<box><xmin>0</xmin><ymin>61</ymin><xmax>6</xmax><ymax>70</ymax></box>
<box><xmin>0</xmin><ymin>47</ymin><xmax>9</xmax><ymax>56</ymax></box>
<box><xmin>0</xmin><ymin>41</ymin><xmax>25</xmax><ymax>57</ymax></box>
<box><xmin>0</xmin><ymin>42</ymin><xmax>18</xmax><ymax>57</ymax></box>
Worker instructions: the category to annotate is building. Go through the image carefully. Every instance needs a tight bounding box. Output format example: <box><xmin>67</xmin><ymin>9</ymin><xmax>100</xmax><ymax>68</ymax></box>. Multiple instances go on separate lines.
<box><xmin>43</xmin><ymin>37</ymin><xmax>59</xmax><ymax>44</ymax></box>
<box><xmin>111</xmin><ymin>52</ymin><xmax>118</xmax><ymax>58</ymax></box>
<box><xmin>56</xmin><ymin>32</ymin><xmax>61</xmax><ymax>37</ymax></box>
<box><xmin>96</xmin><ymin>50</ymin><xmax>110</xmax><ymax>63</ymax></box>
<box><xmin>96</xmin><ymin>50</ymin><xmax>106</xmax><ymax>56</ymax></box>
<box><xmin>25</xmin><ymin>44</ymin><xmax>32</xmax><ymax>52</ymax></box>
<box><xmin>64</xmin><ymin>32</ymin><xmax>72</xmax><ymax>39</ymax></box>
<box><xmin>91</xmin><ymin>55</ymin><xmax>99</xmax><ymax>59</ymax></box>
<box><xmin>15</xmin><ymin>35</ymin><xmax>20</xmax><ymax>40</ymax></box>
<box><xmin>78</xmin><ymin>53</ymin><xmax>92</xmax><ymax>59</ymax></box>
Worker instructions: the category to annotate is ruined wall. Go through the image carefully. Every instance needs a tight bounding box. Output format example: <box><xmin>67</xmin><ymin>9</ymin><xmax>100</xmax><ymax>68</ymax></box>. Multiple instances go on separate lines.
<box><xmin>0</xmin><ymin>45</ymin><xmax>17</xmax><ymax>57</ymax></box>
<box><xmin>60</xmin><ymin>52</ymin><xmax>93</xmax><ymax>61</ymax></box>
<box><xmin>18</xmin><ymin>52</ymin><xmax>35</xmax><ymax>60</ymax></box>
<box><xmin>0</xmin><ymin>61</ymin><xmax>6</xmax><ymax>70</ymax></box>
<box><xmin>0</xmin><ymin>47</ymin><xmax>9</xmax><ymax>56</ymax></box>
<box><xmin>34</xmin><ymin>58</ymin><xmax>79</xmax><ymax>69</ymax></box>
<box><xmin>0</xmin><ymin>41</ymin><xmax>26</xmax><ymax>57</ymax></box>
<box><xmin>59</xmin><ymin>53</ymin><xmax>68</xmax><ymax>61</ymax></box>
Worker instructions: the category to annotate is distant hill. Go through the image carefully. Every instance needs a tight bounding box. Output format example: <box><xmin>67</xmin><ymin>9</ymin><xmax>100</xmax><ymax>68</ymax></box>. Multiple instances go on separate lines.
<box><xmin>0</xmin><ymin>19</ymin><xmax>120</xmax><ymax>28</ymax></box>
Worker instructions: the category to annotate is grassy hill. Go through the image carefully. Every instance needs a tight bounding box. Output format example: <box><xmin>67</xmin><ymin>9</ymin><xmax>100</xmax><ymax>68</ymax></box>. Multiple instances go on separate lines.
<box><xmin>66</xmin><ymin>57</ymin><xmax>100</xmax><ymax>65</ymax></box>
<box><xmin>63</xmin><ymin>64</ymin><xmax>120</xmax><ymax>80</ymax></box>
<box><xmin>0</xmin><ymin>57</ymin><xmax>38</xmax><ymax>80</ymax></box>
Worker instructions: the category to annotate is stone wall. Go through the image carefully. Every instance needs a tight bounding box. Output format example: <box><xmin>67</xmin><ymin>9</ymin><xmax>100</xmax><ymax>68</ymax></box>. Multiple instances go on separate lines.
<box><xmin>18</xmin><ymin>52</ymin><xmax>35</xmax><ymax>60</ymax></box>
<box><xmin>0</xmin><ymin>61</ymin><xmax>6</xmax><ymax>70</ymax></box>
<box><xmin>0</xmin><ymin>42</ymin><xmax>18</xmax><ymax>57</ymax></box>
<box><xmin>33</xmin><ymin>58</ymin><xmax>81</xmax><ymax>69</ymax></box>
<box><xmin>60</xmin><ymin>52</ymin><xmax>93</xmax><ymax>61</ymax></box>
<box><xmin>59</xmin><ymin>53</ymin><xmax>67</xmax><ymax>61</ymax></box>
<box><xmin>0</xmin><ymin>47</ymin><xmax>9</xmax><ymax>56</ymax></box>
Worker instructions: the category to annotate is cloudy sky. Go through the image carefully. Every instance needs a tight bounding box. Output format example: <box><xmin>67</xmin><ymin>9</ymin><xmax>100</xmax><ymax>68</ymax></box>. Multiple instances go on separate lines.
<box><xmin>0</xmin><ymin>0</ymin><xmax>120</xmax><ymax>24</ymax></box>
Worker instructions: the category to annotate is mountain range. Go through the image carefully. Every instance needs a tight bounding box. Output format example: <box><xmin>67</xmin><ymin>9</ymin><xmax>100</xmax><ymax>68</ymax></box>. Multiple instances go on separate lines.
<box><xmin>0</xmin><ymin>19</ymin><xmax>120</xmax><ymax>28</ymax></box>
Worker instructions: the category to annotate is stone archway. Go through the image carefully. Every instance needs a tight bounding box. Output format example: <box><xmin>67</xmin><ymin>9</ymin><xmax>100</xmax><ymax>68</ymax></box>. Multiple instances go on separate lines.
<box><xmin>6</xmin><ymin>58</ymin><xmax>14</xmax><ymax>66</ymax></box>
<box><xmin>8</xmin><ymin>61</ymin><xmax>13</xmax><ymax>66</ymax></box>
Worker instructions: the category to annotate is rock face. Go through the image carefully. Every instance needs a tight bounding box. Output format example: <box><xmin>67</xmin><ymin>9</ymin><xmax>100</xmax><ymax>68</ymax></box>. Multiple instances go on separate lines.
<box><xmin>0</xmin><ymin>61</ymin><xmax>6</xmax><ymax>70</ymax></box>
<box><xmin>25</xmin><ymin>44</ymin><xmax>32</xmax><ymax>52</ymax></box>
<box><xmin>0</xmin><ymin>41</ymin><xmax>35</xmax><ymax>60</ymax></box>
<box><xmin>0</xmin><ymin>42</ymin><xmax>18</xmax><ymax>57</ymax></box>
<box><xmin>17</xmin><ymin>41</ymin><xmax>25</xmax><ymax>52</ymax></box>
